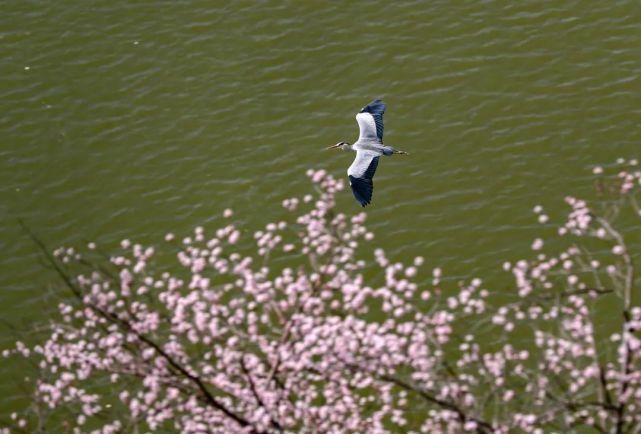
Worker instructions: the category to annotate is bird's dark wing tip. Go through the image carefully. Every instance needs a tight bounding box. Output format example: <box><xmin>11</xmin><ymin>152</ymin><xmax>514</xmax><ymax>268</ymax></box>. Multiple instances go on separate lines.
<box><xmin>359</xmin><ymin>99</ymin><xmax>385</xmax><ymax>115</ymax></box>
<box><xmin>349</xmin><ymin>175</ymin><xmax>373</xmax><ymax>207</ymax></box>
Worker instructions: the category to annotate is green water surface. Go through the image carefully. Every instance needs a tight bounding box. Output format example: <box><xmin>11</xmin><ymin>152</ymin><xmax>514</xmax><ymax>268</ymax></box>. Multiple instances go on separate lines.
<box><xmin>2</xmin><ymin>0</ymin><xmax>641</xmax><ymax>418</ymax></box>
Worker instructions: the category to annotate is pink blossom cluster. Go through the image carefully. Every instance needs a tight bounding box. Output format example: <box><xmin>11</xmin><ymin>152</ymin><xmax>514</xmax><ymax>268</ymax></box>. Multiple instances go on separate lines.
<box><xmin>3</xmin><ymin>161</ymin><xmax>641</xmax><ymax>433</ymax></box>
<box><xmin>559</xmin><ymin>196</ymin><xmax>591</xmax><ymax>236</ymax></box>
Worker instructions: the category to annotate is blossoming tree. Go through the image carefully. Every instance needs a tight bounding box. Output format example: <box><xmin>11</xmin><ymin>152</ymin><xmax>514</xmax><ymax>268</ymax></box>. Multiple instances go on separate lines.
<box><xmin>3</xmin><ymin>161</ymin><xmax>641</xmax><ymax>433</ymax></box>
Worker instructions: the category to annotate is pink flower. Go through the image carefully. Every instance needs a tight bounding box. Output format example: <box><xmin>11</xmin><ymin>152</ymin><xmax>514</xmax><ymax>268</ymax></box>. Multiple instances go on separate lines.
<box><xmin>228</xmin><ymin>230</ymin><xmax>240</xmax><ymax>244</ymax></box>
<box><xmin>531</xmin><ymin>238</ymin><xmax>544</xmax><ymax>251</ymax></box>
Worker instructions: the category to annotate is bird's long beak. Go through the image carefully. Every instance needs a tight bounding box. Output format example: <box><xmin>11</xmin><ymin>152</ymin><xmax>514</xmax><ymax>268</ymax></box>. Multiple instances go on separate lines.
<box><xmin>325</xmin><ymin>143</ymin><xmax>341</xmax><ymax>150</ymax></box>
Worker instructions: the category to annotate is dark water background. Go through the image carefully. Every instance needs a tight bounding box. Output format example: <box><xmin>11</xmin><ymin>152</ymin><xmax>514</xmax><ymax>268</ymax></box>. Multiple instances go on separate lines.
<box><xmin>2</xmin><ymin>0</ymin><xmax>640</xmax><ymax>416</ymax></box>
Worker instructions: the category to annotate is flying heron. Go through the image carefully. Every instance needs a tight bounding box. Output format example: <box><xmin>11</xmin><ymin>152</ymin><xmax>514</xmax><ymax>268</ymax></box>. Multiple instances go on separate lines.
<box><xmin>326</xmin><ymin>99</ymin><xmax>407</xmax><ymax>207</ymax></box>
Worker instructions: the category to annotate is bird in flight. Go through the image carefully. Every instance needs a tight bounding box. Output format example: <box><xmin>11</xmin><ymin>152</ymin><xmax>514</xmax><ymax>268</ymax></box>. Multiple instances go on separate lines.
<box><xmin>326</xmin><ymin>99</ymin><xmax>407</xmax><ymax>207</ymax></box>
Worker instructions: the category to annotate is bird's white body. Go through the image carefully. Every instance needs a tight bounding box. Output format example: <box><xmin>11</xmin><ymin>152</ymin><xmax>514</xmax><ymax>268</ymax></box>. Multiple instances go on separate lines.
<box><xmin>328</xmin><ymin>99</ymin><xmax>406</xmax><ymax>207</ymax></box>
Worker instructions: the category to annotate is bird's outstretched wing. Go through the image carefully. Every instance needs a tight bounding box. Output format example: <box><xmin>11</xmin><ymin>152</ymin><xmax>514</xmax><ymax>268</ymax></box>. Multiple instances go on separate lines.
<box><xmin>356</xmin><ymin>99</ymin><xmax>385</xmax><ymax>142</ymax></box>
<box><xmin>347</xmin><ymin>150</ymin><xmax>380</xmax><ymax>207</ymax></box>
